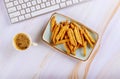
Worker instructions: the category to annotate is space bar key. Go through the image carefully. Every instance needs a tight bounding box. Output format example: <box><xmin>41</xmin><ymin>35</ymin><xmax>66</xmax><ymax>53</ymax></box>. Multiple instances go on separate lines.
<box><xmin>31</xmin><ymin>5</ymin><xmax>60</xmax><ymax>17</ymax></box>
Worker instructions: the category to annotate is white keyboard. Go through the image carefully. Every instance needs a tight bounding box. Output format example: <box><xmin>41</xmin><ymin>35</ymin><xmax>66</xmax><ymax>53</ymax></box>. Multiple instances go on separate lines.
<box><xmin>4</xmin><ymin>0</ymin><xmax>89</xmax><ymax>23</ymax></box>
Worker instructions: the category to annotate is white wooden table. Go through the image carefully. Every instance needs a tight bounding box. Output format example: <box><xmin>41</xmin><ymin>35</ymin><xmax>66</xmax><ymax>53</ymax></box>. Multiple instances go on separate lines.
<box><xmin>0</xmin><ymin>0</ymin><xmax>120</xmax><ymax>79</ymax></box>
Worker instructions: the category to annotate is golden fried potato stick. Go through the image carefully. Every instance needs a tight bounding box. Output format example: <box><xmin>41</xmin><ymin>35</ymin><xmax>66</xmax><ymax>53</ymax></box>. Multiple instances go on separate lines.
<box><xmin>51</xmin><ymin>16</ymin><xmax>56</xmax><ymax>32</ymax></box>
<box><xmin>55</xmin><ymin>39</ymin><xmax>69</xmax><ymax>45</ymax></box>
<box><xmin>52</xmin><ymin>24</ymin><xmax>61</xmax><ymax>44</ymax></box>
<box><xmin>83</xmin><ymin>41</ymin><xmax>87</xmax><ymax>56</ymax></box>
<box><xmin>70</xmin><ymin>23</ymin><xmax>75</xmax><ymax>29</ymax></box>
<box><xmin>72</xmin><ymin>46</ymin><xmax>78</xmax><ymax>55</ymax></box>
<box><xmin>84</xmin><ymin>27</ymin><xmax>95</xmax><ymax>44</ymax></box>
<box><xmin>60</xmin><ymin>31</ymin><xmax>66</xmax><ymax>40</ymax></box>
<box><xmin>73</xmin><ymin>43</ymin><xmax>81</xmax><ymax>52</ymax></box>
<box><xmin>83</xmin><ymin>30</ymin><xmax>93</xmax><ymax>48</ymax></box>
<box><xmin>78</xmin><ymin>44</ymin><xmax>83</xmax><ymax>48</ymax></box>
<box><xmin>81</xmin><ymin>33</ymin><xmax>84</xmax><ymax>46</ymax></box>
<box><xmin>74</xmin><ymin>27</ymin><xmax>82</xmax><ymax>45</ymax></box>
<box><xmin>64</xmin><ymin>35</ymin><xmax>69</xmax><ymax>39</ymax></box>
<box><xmin>67</xmin><ymin>42</ymin><xmax>74</xmax><ymax>52</ymax></box>
<box><xmin>51</xmin><ymin>24</ymin><xmax>58</xmax><ymax>41</ymax></box>
<box><xmin>64</xmin><ymin>43</ymin><xmax>70</xmax><ymax>55</ymax></box>
<box><xmin>72</xmin><ymin>51</ymin><xmax>76</xmax><ymax>55</ymax></box>
<box><xmin>65</xmin><ymin>20</ymin><xmax>69</xmax><ymax>25</ymax></box>
<box><xmin>79</xmin><ymin>26</ymin><xmax>85</xmax><ymax>46</ymax></box>
<box><xmin>60</xmin><ymin>25</ymin><xmax>69</xmax><ymax>40</ymax></box>
<box><xmin>71</xmin><ymin>47</ymin><xmax>76</xmax><ymax>56</ymax></box>
<box><xmin>67</xmin><ymin>28</ymin><xmax>77</xmax><ymax>46</ymax></box>
<box><xmin>72</xmin><ymin>21</ymin><xmax>80</xmax><ymax>28</ymax></box>
<box><xmin>60</xmin><ymin>22</ymin><xmax>64</xmax><ymax>28</ymax></box>
<box><xmin>60</xmin><ymin>21</ymin><xmax>65</xmax><ymax>26</ymax></box>
<box><xmin>60</xmin><ymin>21</ymin><xmax>63</xmax><ymax>25</ymax></box>
<box><xmin>72</xmin><ymin>21</ymin><xmax>85</xmax><ymax>46</ymax></box>
<box><xmin>56</xmin><ymin>25</ymin><xmax>69</xmax><ymax>42</ymax></box>
<box><xmin>63</xmin><ymin>21</ymin><xmax>66</xmax><ymax>26</ymax></box>
<box><xmin>64</xmin><ymin>35</ymin><xmax>74</xmax><ymax>53</ymax></box>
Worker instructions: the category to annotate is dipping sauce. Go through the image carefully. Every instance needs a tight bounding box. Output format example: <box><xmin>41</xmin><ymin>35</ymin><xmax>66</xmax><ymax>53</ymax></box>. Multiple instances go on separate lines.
<box><xmin>13</xmin><ymin>33</ymin><xmax>30</xmax><ymax>50</ymax></box>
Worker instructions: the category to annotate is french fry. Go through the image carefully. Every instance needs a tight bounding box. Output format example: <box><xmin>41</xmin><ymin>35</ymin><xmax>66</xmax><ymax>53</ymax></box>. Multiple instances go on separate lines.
<box><xmin>67</xmin><ymin>28</ymin><xmax>77</xmax><ymax>46</ymax></box>
<box><xmin>51</xmin><ymin>24</ymin><xmax>57</xmax><ymax>40</ymax></box>
<box><xmin>52</xmin><ymin>24</ymin><xmax>60</xmax><ymax>44</ymax></box>
<box><xmin>78</xmin><ymin>44</ymin><xmax>82</xmax><ymax>48</ymax></box>
<box><xmin>55</xmin><ymin>39</ymin><xmax>69</xmax><ymax>45</ymax></box>
<box><xmin>83</xmin><ymin>41</ymin><xmax>87</xmax><ymax>56</ymax></box>
<box><xmin>60</xmin><ymin>31</ymin><xmax>66</xmax><ymax>40</ymax></box>
<box><xmin>60</xmin><ymin>21</ymin><xmax>65</xmax><ymax>26</ymax></box>
<box><xmin>72</xmin><ymin>51</ymin><xmax>76</xmax><ymax>55</ymax></box>
<box><xmin>78</xmin><ymin>24</ymin><xmax>83</xmax><ymax>32</ymax></box>
<box><xmin>60</xmin><ymin>22</ymin><xmax>64</xmax><ymax>27</ymax></box>
<box><xmin>84</xmin><ymin>27</ymin><xmax>95</xmax><ymax>44</ymax></box>
<box><xmin>83</xmin><ymin>30</ymin><xmax>93</xmax><ymax>48</ymax></box>
<box><xmin>79</xmin><ymin>26</ymin><xmax>85</xmax><ymax>46</ymax></box>
<box><xmin>70</xmin><ymin>23</ymin><xmax>75</xmax><ymax>29</ymax></box>
<box><xmin>64</xmin><ymin>35</ymin><xmax>74</xmax><ymax>53</ymax></box>
<box><xmin>64</xmin><ymin>43</ymin><xmax>70</xmax><ymax>55</ymax></box>
<box><xmin>65</xmin><ymin>20</ymin><xmax>69</xmax><ymax>25</ymax></box>
<box><xmin>72</xmin><ymin>46</ymin><xmax>78</xmax><ymax>55</ymax></box>
<box><xmin>63</xmin><ymin>21</ymin><xmax>66</xmax><ymax>26</ymax></box>
<box><xmin>51</xmin><ymin>16</ymin><xmax>56</xmax><ymax>32</ymax></box>
<box><xmin>56</xmin><ymin>25</ymin><xmax>69</xmax><ymax>41</ymax></box>
<box><xmin>60</xmin><ymin>25</ymin><xmax>69</xmax><ymax>40</ymax></box>
<box><xmin>72</xmin><ymin>21</ymin><xmax>80</xmax><ymax>27</ymax></box>
<box><xmin>67</xmin><ymin>42</ymin><xmax>74</xmax><ymax>52</ymax></box>
<box><xmin>64</xmin><ymin>35</ymin><xmax>69</xmax><ymax>39</ymax></box>
<box><xmin>74</xmin><ymin>27</ymin><xmax>82</xmax><ymax>45</ymax></box>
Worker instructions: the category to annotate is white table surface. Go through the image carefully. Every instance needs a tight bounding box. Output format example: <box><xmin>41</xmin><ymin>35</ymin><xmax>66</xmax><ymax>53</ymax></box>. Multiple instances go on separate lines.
<box><xmin>0</xmin><ymin>0</ymin><xmax>120</xmax><ymax>79</ymax></box>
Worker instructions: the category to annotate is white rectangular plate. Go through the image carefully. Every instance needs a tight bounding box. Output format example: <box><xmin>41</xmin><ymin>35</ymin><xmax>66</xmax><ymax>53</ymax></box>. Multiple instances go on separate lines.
<box><xmin>42</xmin><ymin>13</ymin><xmax>99</xmax><ymax>61</ymax></box>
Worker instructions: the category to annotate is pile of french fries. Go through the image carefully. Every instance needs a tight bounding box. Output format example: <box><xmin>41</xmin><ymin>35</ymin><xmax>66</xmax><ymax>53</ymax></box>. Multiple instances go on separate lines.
<box><xmin>50</xmin><ymin>16</ymin><xmax>95</xmax><ymax>56</ymax></box>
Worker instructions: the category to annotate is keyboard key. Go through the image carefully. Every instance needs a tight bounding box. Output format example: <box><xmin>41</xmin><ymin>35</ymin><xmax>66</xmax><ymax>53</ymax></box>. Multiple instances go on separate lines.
<box><xmin>22</xmin><ymin>4</ymin><xmax>27</xmax><ymax>8</ymax></box>
<box><xmin>66</xmin><ymin>1</ymin><xmax>73</xmax><ymax>6</ymax></box>
<box><xmin>19</xmin><ymin>15</ymin><xmax>25</xmax><ymax>21</ymax></box>
<box><xmin>56</xmin><ymin>0</ymin><xmax>61</xmax><ymax>3</ymax></box>
<box><xmin>30</xmin><ymin>6</ymin><xmax>36</xmax><ymax>11</ymax></box>
<box><xmin>42</xmin><ymin>0</ymin><xmax>47</xmax><ymax>2</ymax></box>
<box><xmin>25</xmin><ymin>14</ymin><xmax>31</xmax><ymax>19</ymax></box>
<box><xmin>61</xmin><ymin>0</ymin><xmax>66</xmax><ymax>2</ymax></box>
<box><xmin>10</xmin><ymin>0</ymin><xmax>14</xmax><ymax>1</ymax></box>
<box><xmin>8</xmin><ymin>7</ymin><xmax>17</xmax><ymax>13</ymax></box>
<box><xmin>46</xmin><ymin>2</ymin><xmax>51</xmax><ymax>7</ymax></box>
<box><xmin>73</xmin><ymin>0</ymin><xmax>79</xmax><ymax>4</ymax></box>
<box><xmin>6</xmin><ymin>2</ymin><xmax>13</xmax><ymax>8</ymax></box>
<box><xmin>37</xmin><ymin>0</ymin><xmax>41</xmax><ymax>4</ymax></box>
<box><xmin>5</xmin><ymin>0</ymin><xmax>10</xmax><ymax>3</ymax></box>
<box><xmin>32</xmin><ymin>1</ymin><xmax>37</xmax><ymax>6</ymax></box>
<box><xmin>14</xmin><ymin>1</ymin><xmax>19</xmax><ymax>5</ymax></box>
<box><xmin>11</xmin><ymin>17</ymin><xmax>19</xmax><ymax>23</ymax></box>
<box><xmin>41</xmin><ymin>3</ymin><xmax>45</xmax><ymax>8</ymax></box>
<box><xmin>27</xmin><ymin>2</ymin><xmax>32</xmax><ymax>7</ymax></box>
<box><xmin>20</xmin><ymin>10</ymin><xmax>26</xmax><ymax>14</ymax></box>
<box><xmin>60</xmin><ymin>2</ymin><xmax>66</xmax><ymax>8</ymax></box>
<box><xmin>31</xmin><ymin>4</ymin><xmax>60</xmax><ymax>17</ymax></box>
<box><xmin>36</xmin><ymin>5</ymin><xmax>41</xmax><ymax>10</ymax></box>
<box><xmin>26</xmin><ymin>8</ymin><xmax>31</xmax><ymax>13</ymax></box>
<box><xmin>9</xmin><ymin>11</ymin><xmax>20</xmax><ymax>18</ymax></box>
<box><xmin>18</xmin><ymin>0</ymin><xmax>24</xmax><ymax>4</ymax></box>
<box><xmin>17</xmin><ymin>5</ymin><xmax>22</xmax><ymax>10</ymax></box>
<box><xmin>24</xmin><ymin>0</ymin><xmax>29</xmax><ymax>2</ymax></box>
<box><xmin>51</xmin><ymin>0</ymin><xmax>56</xmax><ymax>5</ymax></box>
